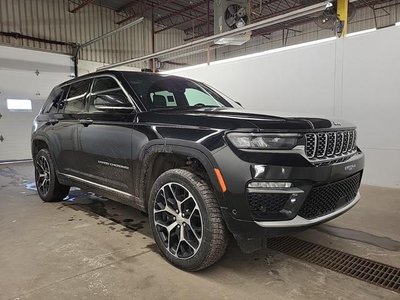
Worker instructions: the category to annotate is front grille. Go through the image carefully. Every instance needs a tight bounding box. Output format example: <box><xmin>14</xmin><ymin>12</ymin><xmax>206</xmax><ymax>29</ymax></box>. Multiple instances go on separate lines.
<box><xmin>305</xmin><ymin>130</ymin><xmax>357</xmax><ymax>162</ymax></box>
<box><xmin>298</xmin><ymin>172</ymin><xmax>361</xmax><ymax>219</ymax></box>
<box><xmin>248</xmin><ymin>193</ymin><xmax>290</xmax><ymax>220</ymax></box>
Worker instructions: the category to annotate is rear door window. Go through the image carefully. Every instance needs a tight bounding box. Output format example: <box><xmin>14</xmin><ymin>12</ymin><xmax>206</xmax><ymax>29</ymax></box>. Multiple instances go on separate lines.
<box><xmin>64</xmin><ymin>79</ymin><xmax>91</xmax><ymax>114</ymax></box>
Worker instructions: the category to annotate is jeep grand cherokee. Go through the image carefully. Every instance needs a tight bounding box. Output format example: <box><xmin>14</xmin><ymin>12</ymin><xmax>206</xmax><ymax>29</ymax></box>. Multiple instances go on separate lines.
<box><xmin>31</xmin><ymin>71</ymin><xmax>364</xmax><ymax>271</ymax></box>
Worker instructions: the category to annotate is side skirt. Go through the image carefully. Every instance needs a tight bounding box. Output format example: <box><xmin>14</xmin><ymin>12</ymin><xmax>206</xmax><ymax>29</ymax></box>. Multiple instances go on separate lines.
<box><xmin>57</xmin><ymin>172</ymin><xmax>146</xmax><ymax>212</ymax></box>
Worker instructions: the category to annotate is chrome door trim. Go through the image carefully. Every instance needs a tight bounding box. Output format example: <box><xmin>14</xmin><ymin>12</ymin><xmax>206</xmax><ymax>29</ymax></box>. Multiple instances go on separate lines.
<box><xmin>60</xmin><ymin>172</ymin><xmax>133</xmax><ymax>198</ymax></box>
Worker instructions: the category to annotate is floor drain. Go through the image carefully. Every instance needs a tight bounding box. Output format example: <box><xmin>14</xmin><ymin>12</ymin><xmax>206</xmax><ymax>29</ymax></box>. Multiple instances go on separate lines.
<box><xmin>267</xmin><ymin>236</ymin><xmax>400</xmax><ymax>293</ymax></box>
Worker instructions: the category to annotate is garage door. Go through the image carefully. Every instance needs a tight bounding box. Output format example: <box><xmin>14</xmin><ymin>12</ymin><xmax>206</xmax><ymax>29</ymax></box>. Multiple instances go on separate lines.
<box><xmin>0</xmin><ymin>45</ymin><xmax>73</xmax><ymax>161</ymax></box>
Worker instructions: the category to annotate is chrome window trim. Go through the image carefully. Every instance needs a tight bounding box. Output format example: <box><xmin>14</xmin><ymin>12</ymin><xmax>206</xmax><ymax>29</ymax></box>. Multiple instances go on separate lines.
<box><xmin>254</xmin><ymin>192</ymin><xmax>360</xmax><ymax>228</ymax></box>
<box><xmin>91</xmin><ymin>87</ymin><xmax>121</xmax><ymax>96</ymax></box>
<box><xmin>94</xmin><ymin>106</ymin><xmax>134</xmax><ymax>110</ymax></box>
<box><xmin>60</xmin><ymin>74</ymin><xmax>141</xmax><ymax>112</ymax></box>
<box><xmin>65</xmin><ymin>93</ymin><xmax>88</xmax><ymax>102</ymax></box>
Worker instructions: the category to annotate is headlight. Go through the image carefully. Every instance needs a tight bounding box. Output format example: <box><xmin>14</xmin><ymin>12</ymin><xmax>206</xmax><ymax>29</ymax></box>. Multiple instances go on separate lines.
<box><xmin>227</xmin><ymin>133</ymin><xmax>299</xmax><ymax>150</ymax></box>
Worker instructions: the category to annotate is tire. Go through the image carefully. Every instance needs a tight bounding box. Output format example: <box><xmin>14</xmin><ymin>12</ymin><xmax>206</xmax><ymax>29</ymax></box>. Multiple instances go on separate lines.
<box><xmin>34</xmin><ymin>148</ymin><xmax>70</xmax><ymax>202</ymax></box>
<box><xmin>148</xmin><ymin>169</ymin><xmax>228</xmax><ymax>271</ymax></box>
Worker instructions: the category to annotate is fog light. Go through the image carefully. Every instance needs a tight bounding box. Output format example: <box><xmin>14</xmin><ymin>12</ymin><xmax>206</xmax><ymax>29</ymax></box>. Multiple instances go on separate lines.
<box><xmin>248</xmin><ymin>182</ymin><xmax>292</xmax><ymax>189</ymax></box>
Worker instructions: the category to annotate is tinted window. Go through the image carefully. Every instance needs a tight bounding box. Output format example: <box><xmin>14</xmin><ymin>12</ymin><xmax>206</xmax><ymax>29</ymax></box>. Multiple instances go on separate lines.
<box><xmin>89</xmin><ymin>77</ymin><xmax>131</xmax><ymax>113</ymax></box>
<box><xmin>92</xmin><ymin>77</ymin><xmax>119</xmax><ymax>93</ymax></box>
<box><xmin>150</xmin><ymin>90</ymin><xmax>177</xmax><ymax>108</ymax></box>
<box><xmin>64</xmin><ymin>80</ymin><xmax>91</xmax><ymax>114</ymax></box>
<box><xmin>43</xmin><ymin>87</ymin><xmax>64</xmax><ymax>113</ymax></box>
<box><xmin>124</xmin><ymin>73</ymin><xmax>239</xmax><ymax>111</ymax></box>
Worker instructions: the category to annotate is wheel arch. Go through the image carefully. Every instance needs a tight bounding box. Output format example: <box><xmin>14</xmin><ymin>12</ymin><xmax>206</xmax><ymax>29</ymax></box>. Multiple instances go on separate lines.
<box><xmin>137</xmin><ymin>139</ymin><xmax>225</xmax><ymax>211</ymax></box>
<box><xmin>31</xmin><ymin>136</ymin><xmax>50</xmax><ymax>159</ymax></box>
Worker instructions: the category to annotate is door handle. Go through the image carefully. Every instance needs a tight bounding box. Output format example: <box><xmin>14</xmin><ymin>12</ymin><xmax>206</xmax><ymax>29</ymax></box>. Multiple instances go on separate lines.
<box><xmin>46</xmin><ymin>119</ymin><xmax>59</xmax><ymax>125</ymax></box>
<box><xmin>79</xmin><ymin>119</ymin><xmax>93</xmax><ymax>127</ymax></box>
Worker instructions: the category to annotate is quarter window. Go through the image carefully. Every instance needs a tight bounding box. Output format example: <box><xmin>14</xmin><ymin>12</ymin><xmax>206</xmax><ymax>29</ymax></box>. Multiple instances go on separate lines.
<box><xmin>64</xmin><ymin>80</ymin><xmax>91</xmax><ymax>114</ymax></box>
<box><xmin>43</xmin><ymin>87</ymin><xmax>65</xmax><ymax>113</ymax></box>
<box><xmin>89</xmin><ymin>77</ymin><xmax>131</xmax><ymax>112</ymax></box>
<box><xmin>92</xmin><ymin>77</ymin><xmax>119</xmax><ymax>93</ymax></box>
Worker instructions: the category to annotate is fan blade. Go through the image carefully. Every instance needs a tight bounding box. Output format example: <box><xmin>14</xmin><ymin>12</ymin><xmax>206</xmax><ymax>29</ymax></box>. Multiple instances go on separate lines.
<box><xmin>227</xmin><ymin>5</ymin><xmax>237</xmax><ymax>16</ymax></box>
<box><xmin>236</xmin><ymin>18</ymin><xmax>246</xmax><ymax>28</ymax></box>
<box><xmin>226</xmin><ymin>16</ymin><xmax>236</xmax><ymax>27</ymax></box>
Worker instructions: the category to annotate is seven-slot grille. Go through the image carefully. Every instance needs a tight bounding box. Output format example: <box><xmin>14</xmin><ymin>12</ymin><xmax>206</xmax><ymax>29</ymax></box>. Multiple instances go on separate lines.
<box><xmin>305</xmin><ymin>130</ymin><xmax>357</xmax><ymax>160</ymax></box>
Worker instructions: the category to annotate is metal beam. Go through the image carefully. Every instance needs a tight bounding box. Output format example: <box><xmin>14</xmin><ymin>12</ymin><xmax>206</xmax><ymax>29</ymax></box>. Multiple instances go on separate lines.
<box><xmin>155</xmin><ymin>14</ymin><xmax>208</xmax><ymax>33</ymax></box>
<box><xmin>80</xmin><ymin>17</ymin><xmax>144</xmax><ymax>49</ymax></box>
<box><xmin>155</xmin><ymin>1</ymin><xmax>207</xmax><ymax>23</ymax></box>
<box><xmin>337</xmin><ymin>0</ymin><xmax>349</xmax><ymax>36</ymax></box>
<box><xmin>116</xmin><ymin>0</ymin><xmax>140</xmax><ymax>13</ymax></box>
<box><xmin>73</xmin><ymin>17</ymin><xmax>144</xmax><ymax>76</ymax></box>
<box><xmin>116</xmin><ymin>0</ymin><xmax>176</xmax><ymax>25</ymax></box>
<box><xmin>97</xmin><ymin>2</ymin><xmax>328</xmax><ymax>71</ymax></box>
<box><xmin>69</xmin><ymin>0</ymin><xmax>95</xmax><ymax>13</ymax></box>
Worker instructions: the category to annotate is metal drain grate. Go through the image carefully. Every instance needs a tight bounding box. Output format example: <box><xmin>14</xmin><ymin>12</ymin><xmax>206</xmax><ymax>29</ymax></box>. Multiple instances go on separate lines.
<box><xmin>267</xmin><ymin>236</ymin><xmax>400</xmax><ymax>293</ymax></box>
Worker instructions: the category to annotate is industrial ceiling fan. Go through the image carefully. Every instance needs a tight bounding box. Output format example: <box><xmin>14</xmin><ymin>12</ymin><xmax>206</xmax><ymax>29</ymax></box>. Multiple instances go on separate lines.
<box><xmin>225</xmin><ymin>3</ymin><xmax>249</xmax><ymax>29</ymax></box>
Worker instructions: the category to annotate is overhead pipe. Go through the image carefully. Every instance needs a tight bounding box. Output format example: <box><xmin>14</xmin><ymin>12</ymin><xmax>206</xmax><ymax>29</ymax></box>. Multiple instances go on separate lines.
<box><xmin>72</xmin><ymin>17</ymin><xmax>144</xmax><ymax>76</ymax></box>
<box><xmin>97</xmin><ymin>2</ymin><xmax>328</xmax><ymax>71</ymax></box>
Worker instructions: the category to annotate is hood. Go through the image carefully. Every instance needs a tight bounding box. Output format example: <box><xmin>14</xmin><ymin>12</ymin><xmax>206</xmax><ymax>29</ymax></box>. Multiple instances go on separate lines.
<box><xmin>137</xmin><ymin>107</ymin><xmax>354</xmax><ymax>131</ymax></box>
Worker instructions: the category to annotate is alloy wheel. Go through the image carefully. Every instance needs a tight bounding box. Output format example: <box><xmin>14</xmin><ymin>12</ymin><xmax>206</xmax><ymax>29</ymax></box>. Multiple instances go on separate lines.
<box><xmin>153</xmin><ymin>182</ymin><xmax>203</xmax><ymax>259</ymax></box>
<box><xmin>35</xmin><ymin>155</ymin><xmax>51</xmax><ymax>196</ymax></box>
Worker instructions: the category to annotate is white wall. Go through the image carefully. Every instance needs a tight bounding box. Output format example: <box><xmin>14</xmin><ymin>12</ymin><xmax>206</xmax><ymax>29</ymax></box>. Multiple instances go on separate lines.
<box><xmin>0</xmin><ymin>45</ymin><xmax>73</xmax><ymax>161</ymax></box>
<box><xmin>78</xmin><ymin>59</ymin><xmax>140</xmax><ymax>76</ymax></box>
<box><xmin>166</xmin><ymin>26</ymin><xmax>400</xmax><ymax>188</ymax></box>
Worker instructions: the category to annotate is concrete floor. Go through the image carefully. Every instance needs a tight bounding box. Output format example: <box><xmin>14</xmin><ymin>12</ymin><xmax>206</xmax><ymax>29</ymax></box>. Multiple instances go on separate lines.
<box><xmin>0</xmin><ymin>162</ymin><xmax>399</xmax><ymax>300</ymax></box>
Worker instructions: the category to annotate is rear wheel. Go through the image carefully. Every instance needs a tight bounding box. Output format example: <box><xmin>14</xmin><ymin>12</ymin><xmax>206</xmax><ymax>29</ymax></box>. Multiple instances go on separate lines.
<box><xmin>34</xmin><ymin>149</ymin><xmax>70</xmax><ymax>202</ymax></box>
<box><xmin>148</xmin><ymin>169</ymin><xmax>228</xmax><ymax>271</ymax></box>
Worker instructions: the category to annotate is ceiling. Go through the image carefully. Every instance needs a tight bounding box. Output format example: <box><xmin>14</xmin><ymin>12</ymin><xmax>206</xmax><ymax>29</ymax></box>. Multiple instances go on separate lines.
<box><xmin>79</xmin><ymin>0</ymin><xmax>395</xmax><ymax>40</ymax></box>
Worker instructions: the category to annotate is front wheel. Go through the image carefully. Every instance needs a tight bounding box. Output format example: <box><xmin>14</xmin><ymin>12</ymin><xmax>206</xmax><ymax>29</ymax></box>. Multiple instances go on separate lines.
<box><xmin>34</xmin><ymin>149</ymin><xmax>70</xmax><ymax>202</ymax></box>
<box><xmin>148</xmin><ymin>169</ymin><xmax>228</xmax><ymax>271</ymax></box>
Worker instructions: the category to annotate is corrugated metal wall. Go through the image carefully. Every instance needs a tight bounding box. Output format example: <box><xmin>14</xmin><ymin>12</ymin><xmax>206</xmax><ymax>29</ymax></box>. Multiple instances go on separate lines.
<box><xmin>0</xmin><ymin>0</ymin><xmax>186</xmax><ymax>69</ymax></box>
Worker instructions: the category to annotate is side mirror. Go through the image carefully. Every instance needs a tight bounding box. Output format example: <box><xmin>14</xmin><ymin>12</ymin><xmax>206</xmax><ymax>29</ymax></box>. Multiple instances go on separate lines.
<box><xmin>94</xmin><ymin>93</ymin><xmax>134</xmax><ymax>112</ymax></box>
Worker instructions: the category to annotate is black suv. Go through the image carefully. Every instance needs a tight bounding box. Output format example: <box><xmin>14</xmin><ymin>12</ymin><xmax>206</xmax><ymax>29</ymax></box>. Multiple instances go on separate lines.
<box><xmin>32</xmin><ymin>71</ymin><xmax>364</xmax><ymax>271</ymax></box>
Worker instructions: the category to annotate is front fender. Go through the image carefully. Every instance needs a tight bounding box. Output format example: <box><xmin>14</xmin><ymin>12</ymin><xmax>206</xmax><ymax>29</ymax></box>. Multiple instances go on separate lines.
<box><xmin>136</xmin><ymin>139</ymin><xmax>226</xmax><ymax>210</ymax></box>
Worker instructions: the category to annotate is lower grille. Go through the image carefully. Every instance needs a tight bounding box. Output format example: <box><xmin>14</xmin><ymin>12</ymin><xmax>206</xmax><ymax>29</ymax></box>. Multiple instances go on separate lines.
<box><xmin>248</xmin><ymin>193</ymin><xmax>290</xmax><ymax>220</ymax></box>
<box><xmin>299</xmin><ymin>172</ymin><xmax>361</xmax><ymax>219</ymax></box>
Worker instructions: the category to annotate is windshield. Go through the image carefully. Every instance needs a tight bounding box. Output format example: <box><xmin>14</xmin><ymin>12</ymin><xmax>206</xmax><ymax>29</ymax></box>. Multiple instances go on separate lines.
<box><xmin>123</xmin><ymin>73</ymin><xmax>241</xmax><ymax>111</ymax></box>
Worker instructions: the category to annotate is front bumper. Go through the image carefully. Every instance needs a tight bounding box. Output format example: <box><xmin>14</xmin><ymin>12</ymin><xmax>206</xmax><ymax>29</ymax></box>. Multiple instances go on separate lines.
<box><xmin>254</xmin><ymin>192</ymin><xmax>360</xmax><ymax>228</ymax></box>
<box><xmin>213</xmin><ymin>146</ymin><xmax>365</xmax><ymax>238</ymax></box>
